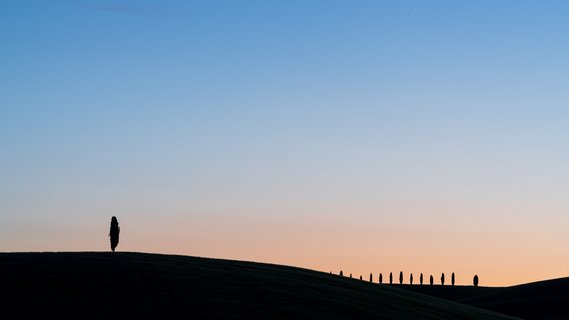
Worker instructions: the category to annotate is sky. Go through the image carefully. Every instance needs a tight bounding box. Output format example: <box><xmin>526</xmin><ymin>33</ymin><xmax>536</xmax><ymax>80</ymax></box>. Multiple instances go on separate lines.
<box><xmin>1</xmin><ymin>0</ymin><xmax>568</xmax><ymax>286</ymax></box>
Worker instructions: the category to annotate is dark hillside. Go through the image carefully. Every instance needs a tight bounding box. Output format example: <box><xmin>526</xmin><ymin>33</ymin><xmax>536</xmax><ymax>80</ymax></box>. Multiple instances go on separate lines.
<box><xmin>396</xmin><ymin>278</ymin><xmax>569</xmax><ymax>320</ymax></box>
<box><xmin>391</xmin><ymin>284</ymin><xmax>501</xmax><ymax>302</ymax></box>
<box><xmin>0</xmin><ymin>252</ymin><xmax>516</xmax><ymax>320</ymax></box>
<box><xmin>462</xmin><ymin>277</ymin><xmax>569</xmax><ymax>320</ymax></box>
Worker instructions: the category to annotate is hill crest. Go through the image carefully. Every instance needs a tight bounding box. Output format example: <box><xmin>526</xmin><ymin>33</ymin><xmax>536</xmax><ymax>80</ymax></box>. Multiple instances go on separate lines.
<box><xmin>0</xmin><ymin>252</ymin><xmax>517</xmax><ymax>320</ymax></box>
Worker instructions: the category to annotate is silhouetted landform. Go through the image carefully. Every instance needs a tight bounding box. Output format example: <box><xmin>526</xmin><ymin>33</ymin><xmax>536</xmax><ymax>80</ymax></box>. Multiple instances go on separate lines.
<box><xmin>0</xmin><ymin>252</ymin><xmax>515</xmax><ymax>320</ymax></box>
<box><xmin>393</xmin><ymin>277</ymin><xmax>569</xmax><ymax>320</ymax></box>
<box><xmin>109</xmin><ymin>216</ymin><xmax>120</xmax><ymax>252</ymax></box>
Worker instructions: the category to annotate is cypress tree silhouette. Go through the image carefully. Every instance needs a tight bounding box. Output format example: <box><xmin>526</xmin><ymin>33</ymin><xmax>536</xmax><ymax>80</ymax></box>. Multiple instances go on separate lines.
<box><xmin>389</xmin><ymin>272</ymin><xmax>393</xmax><ymax>284</ymax></box>
<box><xmin>109</xmin><ymin>216</ymin><xmax>120</xmax><ymax>252</ymax></box>
<box><xmin>379</xmin><ymin>273</ymin><xmax>383</xmax><ymax>284</ymax></box>
<box><xmin>369</xmin><ymin>273</ymin><xmax>373</xmax><ymax>283</ymax></box>
<box><xmin>340</xmin><ymin>270</ymin><xmax>343</xmax><ymax>276</ymax></box>
<box><xmin>430</xmin><ymin>275</ymin><xmax>434</xmax><ymax>285</ymax></box>
<box><xmin>410</xmin><ymin>273</ymin><xmax>413</xmax><ymax>285</ymax></box>
<box><xmin>359</xmin><ymin>275</ymin><xmax>362</xmax><ymax>280</ymax></box>
<box><xmin>452</xmin><ymin>272</ymin><xmax>455</xmax><ymax>286</ymax></box>
<box><xmin>399</xmin><ymin>271</ymin><xmax>403</xmax><ymax>285</ymax></box>
<box><xmin>350</xmin><ymin>273</ymin><xmax>352</xmax><ymax>278</ymax></box>
<box><xmin>420</xmin><ymin>273</ymin><xmax>424</xmax><ymax>285</ymax></box>
<box><xmin>473</xmin><ymin>274</ymin><xmax>479</xmax><ymax>287</ymax></box>
<box><xmin>441</xmin><ymin>273</ymin><xmax>445</xmax><ymax>286</ymax></box>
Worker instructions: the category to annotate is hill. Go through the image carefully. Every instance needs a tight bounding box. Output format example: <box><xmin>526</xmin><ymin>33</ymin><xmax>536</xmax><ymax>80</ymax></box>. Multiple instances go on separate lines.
<box><xmin>395</xmin><ymin>278</ymin><xmax>569</xmax><ymax>320</ymax></box>
<box><xmin>0</xmin><ymin>252</ymin><xmax>516</xmax><ymax>320</ymax></box>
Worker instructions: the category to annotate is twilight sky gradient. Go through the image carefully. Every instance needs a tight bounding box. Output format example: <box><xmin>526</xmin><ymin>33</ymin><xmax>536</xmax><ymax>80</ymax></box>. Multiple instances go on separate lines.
<box><xmin>1</xmin><ymin>1</ymin><xmax>568</xmax><ymax>286</ymax></box>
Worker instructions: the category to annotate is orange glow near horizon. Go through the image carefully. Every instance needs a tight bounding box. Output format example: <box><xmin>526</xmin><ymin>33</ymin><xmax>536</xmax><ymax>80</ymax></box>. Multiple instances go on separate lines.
<box><xmin>4</xmin><ymin>232</ymin><xmax>567</xmax><ymax>287</ymax></box>
<box><xmin>127</xmin><ymin>202</ymin><xmax>565</xmax><ymax>287</ymax></box>
<box><xmin>6</xmin><ymin>205</ymin><xmax>563</xmax><ymax>288</ymax></box>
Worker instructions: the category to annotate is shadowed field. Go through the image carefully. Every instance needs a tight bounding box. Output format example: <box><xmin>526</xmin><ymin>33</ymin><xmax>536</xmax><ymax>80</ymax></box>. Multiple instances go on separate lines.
<box><xmin>0</xmin><ymin>252</ymin><xmax>516</xmax><ymax>320</ymax></box>
<box><xmin>396</xmin><ymin>277</ymin><xmax>569</xmax><ymax>320</ymax></box>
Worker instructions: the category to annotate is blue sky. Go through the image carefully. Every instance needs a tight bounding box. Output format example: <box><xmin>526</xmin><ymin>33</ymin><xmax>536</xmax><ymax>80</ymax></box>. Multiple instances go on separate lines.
<box><xmin>1</xmin><ymin>1</ymin><xmax>569</xmax><ymax>285</ymax></box>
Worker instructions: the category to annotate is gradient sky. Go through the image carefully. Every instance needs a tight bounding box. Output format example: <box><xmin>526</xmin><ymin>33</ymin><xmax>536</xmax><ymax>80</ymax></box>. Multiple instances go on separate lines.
<box><xmin>1</xmin><ymin>0</ymin><xmax>568</xmax><ymax>286</ymax></box>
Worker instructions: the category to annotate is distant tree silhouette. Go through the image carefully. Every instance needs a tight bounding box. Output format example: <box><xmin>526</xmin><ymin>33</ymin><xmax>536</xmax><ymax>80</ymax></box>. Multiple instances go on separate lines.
<box><xmin>389</xmin><ymin>272</ymin><xmax>393</xmax><ymax>284</ymax></box>
<box><xmin>359</xmin><ymin>275</ymin><xmax>362</xmax><ymax>280</ymax></box>
<box><xmin>430</xmin><ymin>275</ymin><xmax>434</xmax><ymax>285</ymax></box>
<box><xmin>369</xmin><ymin>273</ymin><xmax>373</xmax><ymax>282</ymax></box>
<box><xmin>441</xmin><ymin>273</ymin><xmax>445</xmax><ymax>286</ymax></box>
<box><xmin>109</xmin><ymin>216</ymin><xmax>120</xmax><ymax>252</ymax></box>
<box><xmin>340</xmin><ymin>270</ymin><xmax>343</xmax><ymax>276</ymax></box>
<box><xmin>379</xmin><ymin>273</ymin><xmax>383</xmax><ymax>284</ymax></box>
<box><xmin>473</xmin><ymin>274</ymin><xmax>479</xmax><ymax>287</ymax></box>
<box><xmin>452</xmin><ymin>272</ymin><xmax>455</xmax><ymax>286</ymax></box>
<box><xmin>420</xmin><ymin>273</ymin><xmax>424</xmax><ymax>285</ymax></box>
<box><xmin>399</xmin><ymin>271</ymin><xmax>403</xmax><ymax>284</ymax></box>
<box><xmin>350</xmin><ymin>273</ymin><xmax>352</xmax><ymax>278</ymax></box>
<box><xmin>410</xmin><ymin>273</ymin><xmax>413</xmax><ymax>285</ymax></box>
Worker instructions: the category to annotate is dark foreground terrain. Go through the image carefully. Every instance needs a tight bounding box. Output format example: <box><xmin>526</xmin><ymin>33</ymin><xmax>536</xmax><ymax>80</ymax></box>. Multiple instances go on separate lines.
<box><xmin>397</xmin><ymin>277</ymin><xmax>569</xmax><ymax>320</ymax></box>
<box><xmin>0</xmin><ymin>252</ymin><xmax>515</xmax><ymax>320</ymax></box>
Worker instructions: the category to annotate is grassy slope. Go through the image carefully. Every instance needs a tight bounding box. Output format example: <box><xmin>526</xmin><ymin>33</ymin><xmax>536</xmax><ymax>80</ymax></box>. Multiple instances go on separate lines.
<box><xmin>0</xmin><ymin>252</ymin><xmax>517</xmax><ymax>320</ymax></box>
<box><xmin>395</xmin><ymin>278</ymin><xmax>569</xmax><ymax>320</ymax></box>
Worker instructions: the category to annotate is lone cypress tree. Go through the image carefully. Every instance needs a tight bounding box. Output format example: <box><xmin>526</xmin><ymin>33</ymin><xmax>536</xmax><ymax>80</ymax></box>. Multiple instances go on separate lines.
<box><xmin>109</xmin><ymin>216</ymin><xmax>120</xmax><ymax>252</ymax></box>
<box><xmin>389</xmin><ymin>272</ymin><xmax>393</xmax><ymax>284</ymax></box>
<box><xmin>473</xmin><ymin>274</ymin><xmax>479</xmax><ymax>287</ymax></box>
<box><xmin>369</xmin><ymin>273</ymin><xmax>373</xmax><ymax>282</ymax></box>
<box><xmin>379</xmin><ymin>273</ymin><xmax>383</xmax><ymax>284</ymax></box>
<box><xmin>441</xmin><ymin>273</ymin><xmax>445</xmax><ymax>286</ymax></box>
<box><xmin>410</xmin><ymin>273</ymin><xmax>413</xmax><ymax>285</ymax></box>
<box><xmin>350</xmin><ymin>273</ymin><xmax>352</xmax><ymax>278</ymax></box>
<box><xmin>430</xmin><ymin>275</ymin><xmax>434</xmax><ymax>285</ymax></box>
<box><xmin>359</xmin><ymin>275</ymin><xmax>362</xmax><ymax>280</ymax></box>
<box><xmin>420</xmin><ymin>273</ymin><xmax>424</xmax><ymax>285</ymax></box>
<box><xmin>399</xmin><ymin>271</ymin><xmax>403</xmax><ymax>284</ymax></box>
<box><xmin>452</xmin><ymin>272</ymin><xmax>455</xmax><ymax>286</ymax></box>
<box><xmin>340</xmin><ymin>270</ymin><xmax>343</xmax><ymax>276</ymax></box>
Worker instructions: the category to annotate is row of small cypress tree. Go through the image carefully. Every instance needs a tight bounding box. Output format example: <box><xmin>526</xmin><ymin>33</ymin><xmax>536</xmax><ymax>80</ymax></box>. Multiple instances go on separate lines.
<box><xmin>337</xmin><ymin>270</ymin><xmax>479</xmax><ymax>286</ymax></box>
